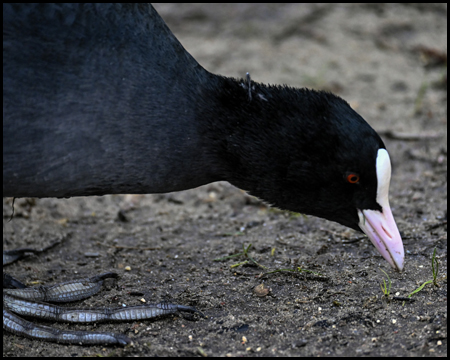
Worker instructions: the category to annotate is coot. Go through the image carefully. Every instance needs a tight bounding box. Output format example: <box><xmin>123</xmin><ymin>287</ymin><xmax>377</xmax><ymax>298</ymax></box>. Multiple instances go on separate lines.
<box><xmin>3</xmin><ymin>3</ymin><xmax>404</xmax><ymax>344</ymax></box>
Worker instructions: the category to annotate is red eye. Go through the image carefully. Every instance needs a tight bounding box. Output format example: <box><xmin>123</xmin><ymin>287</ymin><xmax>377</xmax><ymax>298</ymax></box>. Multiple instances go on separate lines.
<box><xmin>346</xmin><ymin>173</ymin><xmax>360</xmax><ymax>184</ymax></box>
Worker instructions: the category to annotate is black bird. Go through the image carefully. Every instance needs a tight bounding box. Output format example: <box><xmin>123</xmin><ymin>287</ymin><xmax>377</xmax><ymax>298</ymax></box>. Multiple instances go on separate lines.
<box><xmin>3</xmin><ymin>3</ymin><xmax>404</xmax><ymax>344</ymax></box>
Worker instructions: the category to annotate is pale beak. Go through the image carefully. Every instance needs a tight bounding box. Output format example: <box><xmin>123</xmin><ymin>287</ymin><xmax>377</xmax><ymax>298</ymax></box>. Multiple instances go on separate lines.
<box><xmin>358</xmin><ymin>149</ymin><xmax>404</xmax><ymax>271</ymax></box>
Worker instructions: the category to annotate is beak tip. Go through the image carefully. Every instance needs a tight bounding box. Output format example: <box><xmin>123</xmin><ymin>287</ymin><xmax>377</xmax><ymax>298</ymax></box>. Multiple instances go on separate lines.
<box><xmin>393</xmin><ymin>261</ymin><xmax>404</xmax><ymax>272</ymax></box>
<box><xmin>392</xmin><ymin>251</ymin><xmax>405</xmax><ymax>272</ymax></box>
<box><xmin>358</xmin><ymin>208</ymin><xmax>405</xmax><ymax>272</ymax></box>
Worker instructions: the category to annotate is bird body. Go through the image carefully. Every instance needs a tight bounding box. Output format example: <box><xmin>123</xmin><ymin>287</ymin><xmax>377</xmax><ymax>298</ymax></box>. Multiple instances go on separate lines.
<box><xmin>3</xmin><ymin>4</ymin><xmax>404</xmax><ymax>271</ymax></box>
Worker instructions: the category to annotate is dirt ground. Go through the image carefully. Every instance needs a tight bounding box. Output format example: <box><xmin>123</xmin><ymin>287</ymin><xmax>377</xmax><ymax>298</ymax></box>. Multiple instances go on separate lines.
<box><xmin>3</xmin><ymin>3</ymin><xmax>447</xmax><ymax>357</ymax></box>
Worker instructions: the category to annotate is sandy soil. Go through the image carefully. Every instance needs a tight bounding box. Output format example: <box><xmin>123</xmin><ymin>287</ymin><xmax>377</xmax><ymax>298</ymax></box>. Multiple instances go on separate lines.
<box><xmin>3</xmin><ymin>3</ymin><xmax>447</xmax><ymax>357</ymax></box>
